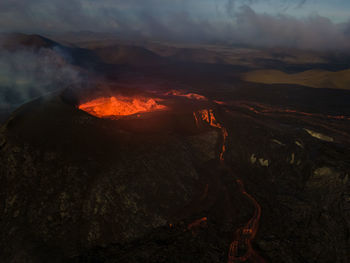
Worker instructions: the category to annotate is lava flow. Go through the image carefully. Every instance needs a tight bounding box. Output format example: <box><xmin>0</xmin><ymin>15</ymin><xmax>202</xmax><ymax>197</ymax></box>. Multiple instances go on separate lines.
<box><xmin>194</xmin><ymin>108</ymin><xmax>265</xmax><ymax>263</ymax></box>
<box><xmin>194</xmin><ymin>109</ymin><xmax>228</xmax><ymax>161</ymax></box>
<box><xmin>228</xmin><ymin>180</ymin><xmax>265</xmax><ymax>263</ymax></box>
<box><xmin>166</xmin><ymin>90</ymin><xmax>208</xmax><ymax>101</ymax></box>
<box><xmin>235</xmin><ymin>101</ymin><xmax>350</xmax><ymax>121</ymax></box>
<box><xmin>78</xmin><ymin>96</ymin><xmax>168</xmax><ymax>119</ymax></box>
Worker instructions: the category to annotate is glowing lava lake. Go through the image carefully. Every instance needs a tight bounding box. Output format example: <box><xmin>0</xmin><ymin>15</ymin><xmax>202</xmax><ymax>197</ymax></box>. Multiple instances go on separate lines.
<box><xmin>78</xmin><ymin>96</ymin><xmax>168</xmax><ymax>119</ymax></box>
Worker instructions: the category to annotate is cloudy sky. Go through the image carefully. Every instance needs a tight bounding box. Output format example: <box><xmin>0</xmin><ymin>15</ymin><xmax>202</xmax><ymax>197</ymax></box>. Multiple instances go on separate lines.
<box><xmin>0</xmin><ymin>0</ymin><xmax>349</xmax><ymax>49</ymax></box>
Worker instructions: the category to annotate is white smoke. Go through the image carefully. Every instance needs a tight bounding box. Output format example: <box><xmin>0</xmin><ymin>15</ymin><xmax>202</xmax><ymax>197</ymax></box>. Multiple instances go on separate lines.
<box><xmin>0</xmin><ymin>46</ymin><xmax>81</xmax><ymax>108</ymax></box>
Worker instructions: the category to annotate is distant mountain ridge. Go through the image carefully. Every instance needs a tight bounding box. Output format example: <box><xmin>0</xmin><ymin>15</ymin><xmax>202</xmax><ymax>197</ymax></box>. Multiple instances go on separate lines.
<box><xmin>243</xmin><ymin>69</ymin><xmax>350</xmax><ymax>90</ymax></box>
<box><xmin>93</xmin><ymin>44</ymin><xmax>165</xmax><ymax>66</ymax></box>
<box><xmin>0</xmin><ymin>33</ymin><xmax>60</xmax><ymax>50</ymax></box>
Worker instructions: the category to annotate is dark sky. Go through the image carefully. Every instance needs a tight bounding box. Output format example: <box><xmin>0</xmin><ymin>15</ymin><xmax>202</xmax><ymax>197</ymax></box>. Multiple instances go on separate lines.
<box><xmin>0</xmin><ymin>0</ymin><xmax>349</xmax><ymax>111</ymax></box>
<box><xmin>0</xmin><ymin>0</ymin><xmax>349</xmax><ymax>49</ymax></box>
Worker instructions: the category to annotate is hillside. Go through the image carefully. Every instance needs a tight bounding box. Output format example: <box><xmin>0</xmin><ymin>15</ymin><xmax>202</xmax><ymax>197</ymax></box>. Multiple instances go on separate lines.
<box><xmin>0</xmin><ymin>33</ymin><xmax>59</xmax><ymax>50</ymax></box>
<box><xmin>93</xmin><ymin>45</ymin><xmax>165</xmax><ymax>65</ymax></box>
<box><xmin>243</xmin><ymin>69</ymin><xmax>350</xmax><ymax>90</ymax></box>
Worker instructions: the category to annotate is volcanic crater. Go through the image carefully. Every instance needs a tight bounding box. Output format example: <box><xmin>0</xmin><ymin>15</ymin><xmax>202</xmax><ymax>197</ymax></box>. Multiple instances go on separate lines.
<box><xmin>1</xmin><ymin>83</ymin><xmax>349</xmax><ymax>263</ymax></box>
<box><xmin>0</xmin><ymin>85</ymin><xmax>254</xmax><ymax>262</ymax></box>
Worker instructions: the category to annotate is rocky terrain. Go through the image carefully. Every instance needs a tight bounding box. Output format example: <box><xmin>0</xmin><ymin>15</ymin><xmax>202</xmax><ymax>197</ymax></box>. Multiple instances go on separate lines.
<box><xmin>243</xmin><ymin>69</ymin><xmax>350</xmax><ymax>90</ymax></box>
<box><xmin>0</xmin><ymin>84</ymin><xmax>349</xmax><ymax>262</ymax></box>
<box><xmin>0</xmin><ymin>33</ymin><xmax>350</xmax><ymax>263</ymax></box>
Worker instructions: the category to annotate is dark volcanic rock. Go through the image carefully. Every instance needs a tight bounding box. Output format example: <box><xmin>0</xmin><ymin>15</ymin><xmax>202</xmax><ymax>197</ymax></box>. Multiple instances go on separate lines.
<box><xmin>0</xmin><ymin>89</ymin><xmax>349</xmax><ymax>263</ymax></box>
<box><xmin>0</xmin><ymin>92</ymin><xmax>252</xmax><ymax>262</ymax></box>
<box><xmin>222</xmin><ymin>103</ymin><xmax>350</xmax><ymax>263</ymax></box>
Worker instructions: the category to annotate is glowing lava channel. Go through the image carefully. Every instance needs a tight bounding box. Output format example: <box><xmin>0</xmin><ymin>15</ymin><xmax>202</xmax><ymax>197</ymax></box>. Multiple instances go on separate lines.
<box><xmin>194</xmin><ymin>109</ymin><xmax>228</xmax><ymax>161</ymax></box>
<box><xmin>166</xmin><ymin>90</ymin><xmax>208</xmax><ymax>101</ymax></box>
<box><xmin>78</xmin><ymin>96</ymin><xmax>167</xmax><ymax>119</ymax></box>
<box><xmin>194</xmin><ymin>108</ymin><xmax>265</xmax><ymax>263</ymax></box>
<box><xmin>237</xmin><ymin>101</ymin><xmax>350</xmax><ymax>121</ymax></box>
<box><xmin>228</xmin><ymin>180</ymin><xmax>265</xmax><ymax>263</ymax></box>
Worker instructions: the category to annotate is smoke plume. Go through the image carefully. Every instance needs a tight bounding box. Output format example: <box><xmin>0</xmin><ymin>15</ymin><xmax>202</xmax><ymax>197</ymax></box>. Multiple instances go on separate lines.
<box><xmin>0</xmin><ymin>45</ymin><xmax>81</xmax><ymax>109</ymax></box>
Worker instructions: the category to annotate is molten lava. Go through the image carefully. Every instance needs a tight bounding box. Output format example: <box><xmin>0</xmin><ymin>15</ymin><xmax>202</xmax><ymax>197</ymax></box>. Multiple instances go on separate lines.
<box><xmin>193</xmin><ymin>108</ymin><xmax>265</xmax><ymax>263</ymax></box>
<box><xmin>78</xmin><ymin>96</ymin><xmax>168</xmax><ymax>119</ymax></box>
<box><xmin>228</xmin><ymin>180</ymin><xmax>265</xmax><ymax>263</ymax></box>
<box><xmin>194</xmin><ymin>109</ymin><xmax>228</xmax><ymax>161</ymax></box>
<box><xmin>187</xmin><ymin>217</ymin><xmax>208</xmax><ymax>232</ymax></box>
<box><xmin>234</xmin><ymin>101</ymin><xmax>350</xmax><ymax>121</ymax></box>
<box><xmin>166</xmin><ymin>90</ymin><xmax>208</xmax><ymax>101</ymax></box>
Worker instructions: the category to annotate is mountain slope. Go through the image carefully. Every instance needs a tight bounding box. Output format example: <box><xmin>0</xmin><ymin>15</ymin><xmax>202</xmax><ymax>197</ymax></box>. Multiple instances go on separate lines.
<box><xmin>0</xmin><ymin>33</ymin><xmax>59</xmax><ymax>50</ymax></box>
<box><xmin>93</xmin><ymin>45</ymin><xmax>165</xmax><ymax>66</ymax></box>
<box><xmin>243</xmin><ymin>69</ymin><xmax>350</xmax><ymax>90</ymax></box>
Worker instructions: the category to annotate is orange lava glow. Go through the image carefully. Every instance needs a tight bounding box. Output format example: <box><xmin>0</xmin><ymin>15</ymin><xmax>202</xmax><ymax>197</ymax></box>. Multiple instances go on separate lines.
<box><xmin>193</xmin><ymin>107</ymin><xmax>265</xmax><ymax>263</ymax></box>
<box><xmin>78</xmin><ymin>96</ymin><xmax>168</xmax><ymax>119</ymax></box>
<box><xmin>234</xmin><ymin>101</ymin><xmax>350</xmax><ymax>121</ymax></box>
<box><xmin>166</xmin><ymin>90</ymin><xmax>208</xmax><ymax>101</ymax></box>
<box><xmin>194</xmin><ymin>109</ymin><xmax>227</xmax><ymax>161</ymax></box>
<box><xmin>187</xmin><ymin>217</ymin><xmax>208</xmax><ymax>232</ymax></box>
<box><xmin>214</xmin><ymin>100</ymin><xmax>226</xmax><ymax>105</ymax></box>
<box><xmin>228</xmin><ymin>179</ymin><xmax>265</xmax><ymax>263</ymax></box>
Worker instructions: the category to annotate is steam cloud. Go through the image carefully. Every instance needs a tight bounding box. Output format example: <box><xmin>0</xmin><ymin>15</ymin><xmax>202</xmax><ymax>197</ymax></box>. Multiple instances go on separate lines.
<box><xmin>0</xmin><ymin>46</ymin><xmax>81</xmax><ymax>109</ymax></box>
<box><xmin>232</xmin><ymin>6</ymin><xmax>349</xmax><ymax>50</ymax></box>
<box><xmin>0</xmin><ymin>0</ymin><xmax>349</xmax><ymax>50</ymax></box>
